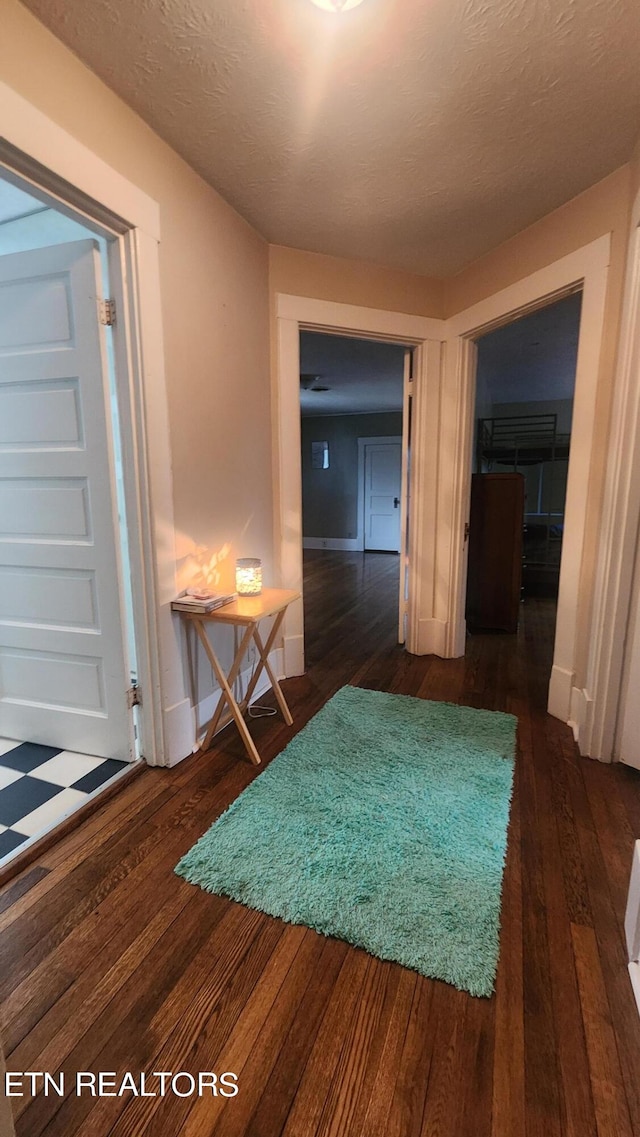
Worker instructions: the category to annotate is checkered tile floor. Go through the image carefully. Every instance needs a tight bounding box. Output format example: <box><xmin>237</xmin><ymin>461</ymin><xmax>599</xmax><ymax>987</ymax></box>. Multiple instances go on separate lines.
<box><xmin>0</xmin><ymin>739</ymin><xmax>129</xmax><ymax>863</ymax></box>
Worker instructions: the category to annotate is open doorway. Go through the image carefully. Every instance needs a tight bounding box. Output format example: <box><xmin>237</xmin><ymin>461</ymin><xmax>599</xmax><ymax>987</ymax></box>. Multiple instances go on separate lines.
<box><xmin>0</xmin><ymin>174</ymin><xmax>139</xmax><ymax>866</ymax></box>
<box><xmin>275</xmin><ymin>293</ymin><xmax>444</xmax><ymax>673</ymax></box>
<box><xmin>298</xmin><ymin>332</ymin><xmax>409</xmax><ymax>663</ymax></box>
<box><xmin>465</xmin><ymin>292</ymin><xmax>582</xmax><ymax>655</ymax></box>
<box><xmin>445</xmin><ymin>236</ymin><xmax>610</xmax><ymax>738</ymax></box>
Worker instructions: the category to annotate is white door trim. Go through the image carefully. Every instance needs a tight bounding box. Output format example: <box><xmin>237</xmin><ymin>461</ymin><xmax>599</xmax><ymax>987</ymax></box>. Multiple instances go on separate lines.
<box><xmin>357</xmin><ymin>436</ymin><xmax>403</xmax><ymax>552</ymax></box>
<box><xmin>274</xmin><ymin>294</ymin><xmax>445</xmax><ymax>674</ymax></box>
<box><xmin>0</xmin><ymin>81</ymin><xmax>160</xmax><ymax>239</ymax></box>
<box><xmin>276</xmin><ymin>293</ymin><xmax>444</xmax><ymax>341</ymax></box>
<box><xmin>585</xmin><ymin>190</ymin><xmax>640</xmax><ymax>762</ymax></box>
<box><xmin>0</xmin><ymin>79</ymin><xmax>182</xmax><ymax>765</ymax></box>
<box><xmin>443</xmin><ymin>234</ymin><xmax>611</xmax><ymax>730</ymax></box>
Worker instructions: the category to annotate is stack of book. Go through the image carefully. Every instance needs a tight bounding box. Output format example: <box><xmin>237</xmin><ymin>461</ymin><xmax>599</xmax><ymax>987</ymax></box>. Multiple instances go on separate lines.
<box><xmin>171</xmin><ymin>590</ymin><xmax>237</xmax><ymax>614</ymax></box>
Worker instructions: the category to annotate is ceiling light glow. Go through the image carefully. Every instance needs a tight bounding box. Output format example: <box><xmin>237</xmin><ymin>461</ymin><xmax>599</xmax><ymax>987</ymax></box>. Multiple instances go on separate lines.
<box><xmin>309</xmin><ymin>0</ymin><xmax>366</xmax><ymax>12</ymax></box>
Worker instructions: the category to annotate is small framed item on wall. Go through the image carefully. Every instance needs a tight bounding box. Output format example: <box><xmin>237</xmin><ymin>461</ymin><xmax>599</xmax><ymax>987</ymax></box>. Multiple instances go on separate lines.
<box><xmin>312</xmin><ymin>440</ymin><xmax>329</xmax><ymax>469</ymax></box>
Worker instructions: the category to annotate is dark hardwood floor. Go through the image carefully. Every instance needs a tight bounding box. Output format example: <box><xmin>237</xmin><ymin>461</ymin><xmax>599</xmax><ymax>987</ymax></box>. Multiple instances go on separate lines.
<box><xmin>2</xmin><ymin>549</ymin><xmax>640</xmax><ymax>1136</ymax></box>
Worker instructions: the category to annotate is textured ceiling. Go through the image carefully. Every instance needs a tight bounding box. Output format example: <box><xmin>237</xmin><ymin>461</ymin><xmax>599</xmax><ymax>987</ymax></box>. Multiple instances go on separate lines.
<box><xmin>22</xmin><ymin>0</ymin><xmax>640</xmax><ymax>275</ymax></box>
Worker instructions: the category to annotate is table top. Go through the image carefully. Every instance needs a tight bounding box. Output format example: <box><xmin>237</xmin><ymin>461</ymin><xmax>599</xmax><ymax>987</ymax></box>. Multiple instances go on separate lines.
<box><xmin>182</xmin><ymin>588</ymin><xmax>300</xmax><ymax>625</ymax></box>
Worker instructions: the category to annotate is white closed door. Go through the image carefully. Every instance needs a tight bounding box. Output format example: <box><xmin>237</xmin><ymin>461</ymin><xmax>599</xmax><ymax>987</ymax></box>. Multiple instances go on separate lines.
<box><xmin>364</xmin><ymin>442</ymin><xmax>402</xmax><ymax>552</ymax></box>
<box><xmin>0</xmin><ymin>240</ymin><xmax>132</xmax><ymax>759</ymax></box>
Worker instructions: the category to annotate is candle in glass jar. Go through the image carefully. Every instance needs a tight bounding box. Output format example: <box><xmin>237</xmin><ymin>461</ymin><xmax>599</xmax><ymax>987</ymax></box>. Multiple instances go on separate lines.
<box><xmin>235</xmin><ymin>558</ymin><xmax>262</xmax><ymax>596</ymax></box>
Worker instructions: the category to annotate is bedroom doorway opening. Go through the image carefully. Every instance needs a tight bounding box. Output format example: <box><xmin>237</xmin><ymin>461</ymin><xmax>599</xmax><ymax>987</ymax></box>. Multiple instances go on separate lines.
<box><xmin>465</xmin><ymin>291</ymin><xmax>583</xmax><ymax>659</ymax></box>
<box><xmin>298</xmin><ymin>331</ymin><xmax>411</xmax><ymax>664</ymax></box>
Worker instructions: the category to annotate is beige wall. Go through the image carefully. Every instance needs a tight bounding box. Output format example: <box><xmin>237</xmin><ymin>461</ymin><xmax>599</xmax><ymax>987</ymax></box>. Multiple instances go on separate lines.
<box><xmin>0</xmin><ymin>0</ymin><xmax>272</xmax><ymax>598</ymax></box>
<box><xmin>269</xmin><ymin>245</ymin><xmax>443</xmax><ymax>318</ymax></box>
<box><xmin>443</xmin><ymin>167</ymin><xmax>632</xmax><ymax>316</ymax></box>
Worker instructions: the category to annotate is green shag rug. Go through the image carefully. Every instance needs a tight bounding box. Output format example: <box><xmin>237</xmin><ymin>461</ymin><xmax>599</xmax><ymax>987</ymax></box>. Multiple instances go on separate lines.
<box><xmin>175</xmin><ymin>685</ymin><xmax>517</xmax><ymax>997</ymax></box>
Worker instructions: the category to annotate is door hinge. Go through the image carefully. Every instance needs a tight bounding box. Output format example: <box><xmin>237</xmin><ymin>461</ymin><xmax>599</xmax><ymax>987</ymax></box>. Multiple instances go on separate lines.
<box><xmin>464</xmin><ymin>521</ymin><xmax>470</xmax><ymax>543</ymax></box>
<box><xmin>98</xmin><ymin>298</ymin><xmax>116</xmax><ymax>326</ymax></box>
<box><xmin>127</xmin><ymin>682</ymin><xmax>141</xmax><ymax>709</ymax></box>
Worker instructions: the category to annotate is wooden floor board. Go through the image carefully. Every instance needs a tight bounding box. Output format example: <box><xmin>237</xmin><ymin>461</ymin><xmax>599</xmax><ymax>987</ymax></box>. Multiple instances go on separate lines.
<box><xmin>1</xmin><ymin>549</ymin><xmax>640</xmax><ymax>1136</ymax></box>
<box><xmin>244</xmin><ymin>938</ymin><xmax>350</xmax><ymax>1137</ymax></box>
<box><xmin>280</xmin><ymin>950</ymin><xmax>372</xmax><ymax>1137</ymax></box>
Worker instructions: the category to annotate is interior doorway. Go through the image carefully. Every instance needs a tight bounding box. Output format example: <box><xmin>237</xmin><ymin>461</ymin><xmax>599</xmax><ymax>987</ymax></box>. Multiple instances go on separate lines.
<box><xmin>275</xmin><ymin>294</ymin><xmax>444</xmax><ymax>675</ymax></box>
<box><xmin>358</xmin><ymin>437</ymin><xmax>403</xmax><ymax>553</ymax></box>
<box><xmin>444</xmin><ymin>236</ymin><xmax>610</xmax><ymax>735</ymax></box>
<box><xmin>465</xmin><ymin>292</ymin><xmax>582</xmax><ymax>645</ymax></box>
<box><xmin>0</xmin><ymin>174</ymin><xmax>138</xmax><ymax>865</ymax></box>
<box><xmin>298</xmin><ymin>331</ymin><xmax>409</xmax><ymax>661</ymax></box>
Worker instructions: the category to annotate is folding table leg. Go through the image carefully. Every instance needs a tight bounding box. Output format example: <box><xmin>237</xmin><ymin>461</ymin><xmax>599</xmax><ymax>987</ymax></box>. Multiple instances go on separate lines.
<box><xmin>204</xmin><ymin>621</ymin><xmax>255</xmax><ymax>745</ymax></box>
<box><xmin>250</xmin><ymin>614</ymin><xmax>293</xmax><ymax>726</ymax></box>
<box><xmin>240</xmin><ymin>608</ymin><xmax>286</xmax><ymax>712</ymax></box>
<box><xmin>195</xmin><ymin>620</ymin><xmax>261</xmax><ymax>764</ymax></box>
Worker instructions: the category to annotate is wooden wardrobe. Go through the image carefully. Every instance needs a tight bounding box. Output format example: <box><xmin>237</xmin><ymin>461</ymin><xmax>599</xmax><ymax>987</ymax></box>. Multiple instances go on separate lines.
<box><xmin>465</xmin><ymin>472</ymin><xmax>524</xmax><ymax>633</ymax></box>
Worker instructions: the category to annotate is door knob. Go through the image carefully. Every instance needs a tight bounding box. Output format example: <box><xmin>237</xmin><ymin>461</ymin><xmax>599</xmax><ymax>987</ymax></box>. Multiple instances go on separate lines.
<box><xmin>393</xmin><ymin>497</ymin><xmax>400</xmax><ymax>508</ymax></box>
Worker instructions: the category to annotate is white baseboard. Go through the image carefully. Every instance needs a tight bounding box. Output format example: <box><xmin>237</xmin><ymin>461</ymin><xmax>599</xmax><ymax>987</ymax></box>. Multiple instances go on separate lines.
<box><xmin>303</xmin><ymin>537</ymin><xmax>361</xmax><ymax>551</ymax></box>
<box><xmin>449</xmin><ymin>617</ymin><xmax>467</xmax><ymax>658</ymax></box>
<box><xmin>283</xmin><ymin>633</ymin><xmax>305</xmax><ymax>677</ymax></box>
<box><xmin>628</xmin><ymin>963</ymin><xmax>640</xmax><ymax>1018</ymax></box>
<box><xmin>548</xmin><ymin>664</ymin><xmax>574</xmax><ymax>723</ymax></box>
<box><xmin>568</xmin><ymin>685</ymin><xmax>597</xmax><ymax>756</ymax></box>
<box><xmin>626</xmin><ymin>842</ymin><xmax>640</xmax><ymax>1019</ymax></box>
<box><xmin>625</xmin><ymin>841</ymin><xmax>640</xmax><ymax>959</ymax></box>
<box><xmin>160</xmin><ymin>698</ymin><xmax>194</xmax><ymax>768</ymax></box>
<box><xmin>415</xmin><ymin>618</ymin><xmax>448</xmax><ymax>657</ymax></box>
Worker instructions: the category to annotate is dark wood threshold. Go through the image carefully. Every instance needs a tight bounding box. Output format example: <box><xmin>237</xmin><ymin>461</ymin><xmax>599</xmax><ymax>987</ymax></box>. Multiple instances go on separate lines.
<box><xmin>0</xmin><ymin>761</ymin><xmax>144</xmax><ymax>889</ymax></box>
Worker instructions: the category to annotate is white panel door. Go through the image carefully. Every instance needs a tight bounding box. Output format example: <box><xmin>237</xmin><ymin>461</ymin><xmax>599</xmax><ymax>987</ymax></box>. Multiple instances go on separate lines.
<box><xmin>364</xmin><ymin>442</ymin><xmax>402</xmax><ymax>552</ymax></box>
<box><xmin>0</xmin><ymin>240</ymin><xmax>132</xmax><ymax>759</ymax></box>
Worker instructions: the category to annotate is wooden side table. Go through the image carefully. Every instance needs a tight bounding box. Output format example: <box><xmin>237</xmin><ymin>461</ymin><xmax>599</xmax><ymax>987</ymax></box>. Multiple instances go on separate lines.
<box><xmin>181</xmin><ymin>588</ymin><xmax>300</xmax><ymax>765</ymax></box>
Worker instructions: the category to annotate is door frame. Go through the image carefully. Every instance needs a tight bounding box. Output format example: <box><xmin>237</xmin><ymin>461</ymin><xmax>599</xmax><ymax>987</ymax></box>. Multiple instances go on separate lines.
<box><xmin>587</xmin><ymin>193</ymin><xmax>640</xmax><ymax>763</ymax></box>
<box><xmin>444</xmin><ymin>235</ymin><xmax>610</xmax><ymax>729</ymax></box>
<box><xmin>357</xmin><ymin>436</ymin><xmax>403</xmax><ymax>552</ymax></box>
<box><xmin>0</xmin><ymin>80</ymin><xmax>180</xmax><ymax>766</ymax></box>
<box><xmin>274</xmin><ymin>294</ymin><xmax>444</xmax><ymax>674</ymax></box>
